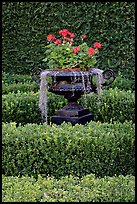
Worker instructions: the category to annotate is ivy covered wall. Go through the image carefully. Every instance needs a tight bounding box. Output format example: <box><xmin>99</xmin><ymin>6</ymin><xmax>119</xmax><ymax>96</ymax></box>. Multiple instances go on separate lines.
<box><xmin>2</xmin><ymin>2</ymin><xmax>135</xmax><ymax>79</ymax></box>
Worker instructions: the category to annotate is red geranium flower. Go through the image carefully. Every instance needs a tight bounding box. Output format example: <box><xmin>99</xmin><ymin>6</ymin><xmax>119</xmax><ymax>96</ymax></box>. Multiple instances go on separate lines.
<box><xmin>64</xmin><ymin>37</ymin><xmax>73</xmax><ymax>43</ymax></box>
<box><xmin>54</xmin><ymin>39</ymin><xmax>62</xmax><ymax>44</ymax></box>
<box><xmin>47</xmin><ymin>34</ymin><xmax>56</xmax><ymax>41</ymax></box>
<box><xmin>94</xmin><ymin>42</ymin><xmax>102</xmax><ymax>49</ymax></box>
<box><xmin>43</xmin><ymin>29</ymin><xmax>103</xmax><ymax>70</ymax></box>
<box><xmin>81</xmin><ymin>34</ymin><xmax>87</xmax><ymax>39</ymax></box>
<box><xmin>70</xmin><ymin>33</ymin><xmax>75</xmax><ymax>38</ymax></box>
<box><xmin>59</xmin><ymin>29</ymin><xmax>71</xmax><ymax>37</ymax></box>
<box><xmin>87</xmin><ymin>47</ymin><xmax>96</xmax><ymax>56</ymax></box>
<box><xmin>73</xmin><ymin>46</ymin><xmax>80</xmax><ymax>54</ymax></box>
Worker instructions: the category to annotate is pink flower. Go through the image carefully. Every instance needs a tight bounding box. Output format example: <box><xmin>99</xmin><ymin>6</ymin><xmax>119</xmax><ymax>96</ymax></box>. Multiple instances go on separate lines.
<box><xmin>64</xmin><ymin>37</ymin><xmax>73</xmax><ymax>43</ymax></box>
<box><xmin>73</xmin><ymin>46</ymin><xmax>80</xmax><ymax>54</ymax></box>
<box><xmin>87</xmin><ymin>47</ymin><xmax>96</xmax><ymax>56</ymax></box>
<box><xmin>47</xmin><ymin>34</ymin><xmax>56</xmax><ymax>41</ymax></box>
<box><xmin>70</xmin><ymin>33</ymin><xmax>75</xmax><ymax>38</ymax></box>
<box><xmin>94</xmin><ymin>42</ymin><xmax>102</xmax><ymax>49</ymax></box>
<box><xmin>54</xmin><ymin>39</ymin><xmax>62</xmax><ymax>44</ymax></box>
<box><xmin>59</xmin><ymin>29</ymin><xmax>71</xmax><ymax>37</ymax></box>
<box><xmin>81</xmin><ymin>34</ymin><xmax>87</xmax><ymax>39</ymax></box>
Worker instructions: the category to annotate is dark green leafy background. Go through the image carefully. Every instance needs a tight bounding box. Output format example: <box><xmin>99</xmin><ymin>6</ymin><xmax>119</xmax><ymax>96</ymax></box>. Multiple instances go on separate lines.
<box><xmin>2</xmin><ymin>2</ymin><xmax>135</xmax><ymax>80</ymax></box>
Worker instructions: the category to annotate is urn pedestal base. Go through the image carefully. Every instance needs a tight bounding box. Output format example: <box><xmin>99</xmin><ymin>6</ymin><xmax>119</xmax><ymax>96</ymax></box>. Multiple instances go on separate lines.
<box><xmin>31</xmin><ymin>68</ymin><xmax>116</xmax><ymax>126</ymax></box>
<box><xmin>51</xmin><ymin>114</ymin><xmax>93</xmax><ymax>126</ymax></box>
<box><xmin>51</xmin><ymin>102</ymin><xmax>94</xmax><ymax>126</ymax></box>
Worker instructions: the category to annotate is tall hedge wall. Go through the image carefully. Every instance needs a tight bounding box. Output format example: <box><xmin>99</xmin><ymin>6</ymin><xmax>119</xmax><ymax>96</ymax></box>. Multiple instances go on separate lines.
<box><xmin>2</xmin><ymin>2</ymin><xmax>135</xmax><ymax>80</ymax></box>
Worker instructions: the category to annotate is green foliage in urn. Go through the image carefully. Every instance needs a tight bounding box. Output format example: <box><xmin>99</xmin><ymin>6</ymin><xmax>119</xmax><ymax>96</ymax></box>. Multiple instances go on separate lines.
<box><xmin>42</xmin><ymin>29</ymin><xmax>102</xmax><ymax>70</ymax></box>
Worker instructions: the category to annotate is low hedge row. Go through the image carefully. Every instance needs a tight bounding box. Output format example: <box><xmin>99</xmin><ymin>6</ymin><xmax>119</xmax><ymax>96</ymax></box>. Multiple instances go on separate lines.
<box><xmin>2</xmin><ymin>81</ymin><xmax>39</xmax><ymax>95</ymax></box>
<box><xmin>2</xmin><ymin>72</ymin><xmax>33</xmax><ymax>84</ymax></box>
<box><xmin>2</xmin><ymin>173</ymin><xmax>135</xmax><ymax>202</ymax></box>
<box><xmin>80</xmin><ymin>87</ymin><xmax>135</xmax><ymax>123</ymax></box>
<box><xmin>2</xmin><ymin>121</ymin><xmax>135</xmax><ymax>179</ymax></box>
<box><xmin>2</xmin><ymin>72</ymin><xmax>135</xmax><ymax>92</ymax></box>
<box><xmin>105</xmin><ymin>73</ymin><xmax>135</xmax><ymax>91</ymax></box>
<box><xmin>2</xmin><ymin>91</ymin><xmax>42</xmax><ymax>125</ymax></box>
<box><xmin>2</xmin><ymin>87</ymin><xmax>135</xmax><ymax>125</ymax></box>
<box><xmin>2</xmin><ymin>91</ymin><xmax>66</xmax><ymax>125</ymax></box>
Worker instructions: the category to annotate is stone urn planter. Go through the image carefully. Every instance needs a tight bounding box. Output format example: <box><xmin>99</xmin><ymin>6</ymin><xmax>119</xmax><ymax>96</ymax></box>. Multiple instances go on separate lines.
<box><xmin>31</xmin><ymin>68</ymin><xmax>115</xmax><ymax>125</ymax></box>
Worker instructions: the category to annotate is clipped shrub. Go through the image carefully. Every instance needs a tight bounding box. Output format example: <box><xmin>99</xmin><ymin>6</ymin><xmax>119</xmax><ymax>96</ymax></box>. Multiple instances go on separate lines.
<box><xmin>2</xmin><ymin>81</ymin><xmax>39</xmax><ymax>95</ymax></box>
<box><xmin>2</xmin><ymin>121</ymin><xmax>135</xmax><ymax>178</ymax></box>
<box><xmin>2</xmin><ymin>174</ymin><xmax>135</xmax><ymax>202</ymax></box>
<box><xmin>2</xmin><ymin>71</ymin><xmax>135</xmax><ymax>95</ymax></box>
<box><xmin>2</xmin><ymin>91</ymin><xmax>42</xmax><ymax>125</ymax></box>
<box><xmin>2</xmin><ymin>91</ymin><xmax>67</xmax><ymax>125</ymax></box>
<box><xmin>2</xmin><ymin>72</ymin><xmax>33</xmax><ymax>84</ymax></box>
<box><xmin>105</xmin><ymin>73</ymin><xmax>135</xmax><ymax>91</ymax></box>
<box><xmin>2</xmin><ymin>87</ymin><xmax>135</xmax><ymax>125</ymax></box>
<box><xmin>79</xmin><ymin>87</ymin><xmax>135</xmax><ymax>123</ymax></box>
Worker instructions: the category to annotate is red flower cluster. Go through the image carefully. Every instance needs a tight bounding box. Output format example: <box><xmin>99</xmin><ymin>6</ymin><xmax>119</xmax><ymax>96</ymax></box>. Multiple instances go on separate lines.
<box><xmin>47</xmin><ymin>34</ymin><xmax>56</xmax><ymax>41</ymax></box>
<box><xmin>54</xmin><ymin>39</ymin><xmax>62</xmax><ymax>45</ymax></box>
<box><xmin>87</xmin><ymin>47</ymin><xmax>96</xmax><ymax>56</ymax></box>
<box><xmin>59</xmin><ymin>29</ymin><xmax>75</xmax><ymax>38</ymax></box>
<box><xmin>46</xmin><ymin>29</ymin><xmax>102</xmax><ymax>57</ymax></box>
<box><xmin>64</xmin><ymin>37</ymin><xmax>73</xmax><ymax>43</ymax></box>
<box><xmin>87</xmin><ymin>42</ymin><xmax>102</xmax><ymax>56</ymax></box>
<box><xmin>46</xmin><ymin>29</ymin><xmax>76</xmax><ymax>44</ymax></box>
<box><xmin>43</xmin><ymin>29</ymin><xmax>103</xmax><ymax>70</ymax></box>
<box><xmin>94</xmin><ymin>42</ymin><xmax>102</xmax><ymax>49</ymax></box>
<box><xmin>73</xmin><ymin>46</ymin><xmax>80</xmax><ymax>54</ymax></box>
<box><xmin>59</xmin><ymin>29</ymin><xmax>70</xmax><ymax>37</ymax></box>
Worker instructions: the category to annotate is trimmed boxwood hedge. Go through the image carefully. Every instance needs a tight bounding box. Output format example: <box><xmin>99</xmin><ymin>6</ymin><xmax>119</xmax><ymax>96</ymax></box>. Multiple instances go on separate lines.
<box><xmin>2</xmin><ymin>72</ymin><xmax>135</xmax><ymax>94</ymax></box>
<box><xmin>2</xmin><ymin>121</ymin><xmax>135</xmax><ymax>179</ymax></box>
<box><xmin>2</xmin><ymin>81</ymin><xmax>39</xmax><ymax>95</ymax></box>
<box><xmin>2</xmin><ymin>72</ymin><xmax>33</xmax><ymax>84</ymax></box>
<box><xmin>79</xmin><ymin>87</ymin><xmax>135</xmax><ymax>123</ymax></box>
<box><xmin>105</xmin><ymin>73</ymin><xmax>135</xmax><ymax>91</ymax></box>
<box><xmin>2</xmin><ymin>91</ymin><xmax>42</xmax><ymax>125</ymax></box>
<box><xmin>2</xmin><ymin>87</ymin><xmax>135</xmax><ymax>125</ymax></box>
<box><xmin>2</xmin><ymin>174</ymin><xmax>135</xmax><ymax>202</ymax></box>
<box><xmin>2</xmin><ymin>91</ymin><xmax>66</xmax><ymax>125</ymax></box>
